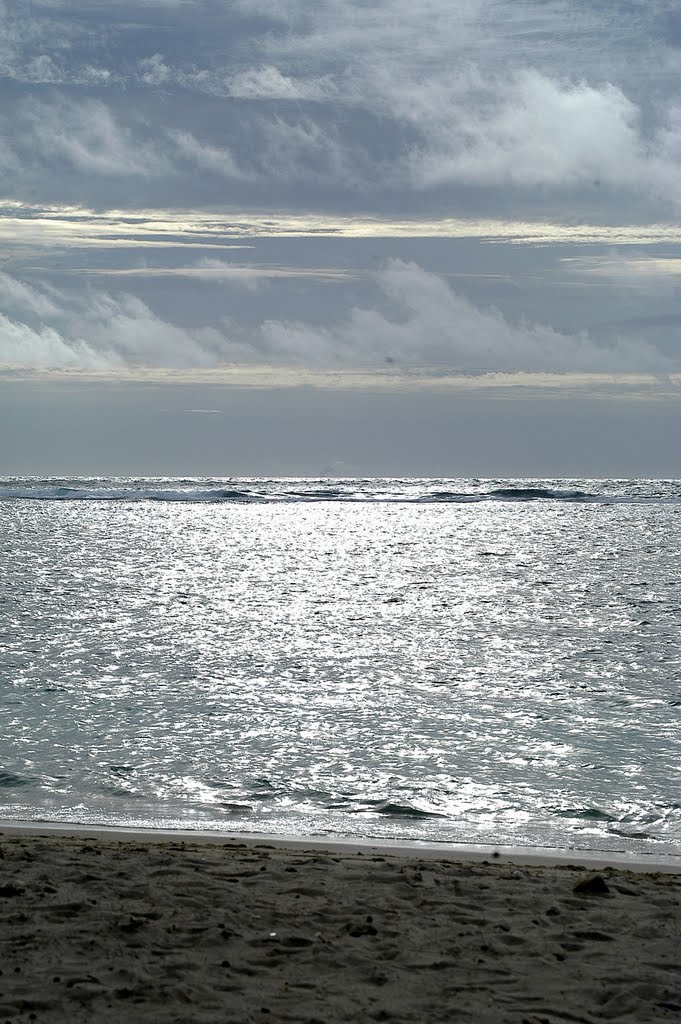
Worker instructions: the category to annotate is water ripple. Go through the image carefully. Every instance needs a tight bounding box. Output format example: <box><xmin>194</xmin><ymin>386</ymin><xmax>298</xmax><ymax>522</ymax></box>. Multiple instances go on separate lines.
<box><xmin>1</xmin><ymin>478</ymin><xmax>680</xmax><ymax>854</ymax></box>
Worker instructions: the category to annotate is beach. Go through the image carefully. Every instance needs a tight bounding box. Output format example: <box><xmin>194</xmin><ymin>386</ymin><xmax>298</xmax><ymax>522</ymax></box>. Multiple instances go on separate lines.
<box><xmin>1</xmin><ymin>829</ymin><xmax>680</xmax><ymax>1023</ymax></box>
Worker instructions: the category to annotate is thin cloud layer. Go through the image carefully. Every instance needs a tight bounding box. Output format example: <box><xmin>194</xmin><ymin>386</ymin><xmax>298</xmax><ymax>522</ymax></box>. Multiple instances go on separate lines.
<box><xmin>4</xmin><ymin>200</ymin><xmax>681</xmax><ymax>248</ymax></box>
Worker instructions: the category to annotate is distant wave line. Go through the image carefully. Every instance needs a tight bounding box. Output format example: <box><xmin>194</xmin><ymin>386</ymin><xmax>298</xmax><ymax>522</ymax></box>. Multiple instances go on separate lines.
<box><xmin>2</xmin><ymin>482</ymin><xmax>680</xmax><ymax>505</ymax></box>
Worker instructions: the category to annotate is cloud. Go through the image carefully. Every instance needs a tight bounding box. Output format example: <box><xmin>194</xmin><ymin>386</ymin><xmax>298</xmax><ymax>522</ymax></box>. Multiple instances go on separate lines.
<box><xmin>0</xmin><ymin>284</ymin><xmax>244</xmax><ymax>371</ymax></box>
<box><xmin>0</xmin><ymin>1</ymin><xmax>117</xmax><ymax>86</ymax></box>
<box><xmin>188</xmin><ymin>259</ymin><xmax>353</xmax><ymax>285</ymax></box>
<box><xmin>0</xmin><ymin>261</ymin><xmax>670</xmax><ymax>376</ymax></box>
<box><xmin>23</xmin><ymin>97</ymin><xmax>169</xmax><ymax>177</ymax></box>
<box><xmin>155</xmin><ymin>3</ymin><xmax>681</xmax><ymax>209</ymax></box>
<box><xmin>138</xmin><ymin>53</ymin><xmax>172</xmax><ymax>87</ymax></box>
<box><xmin>563</xmin><ymin>253</ymin><xmax>681</xmax><ymax>291</ymax></box>
<box><xmin>401</xmin><ymin>71</ymin><xmax>644</xmax><ymax>189</ymax></box>
<box><xmin>5</xmin><ymin>200</ymin><xmax>681</xmax><ymax>249</ymax></box>
<box><xmin>0</xmin><ymin>272</ymin><xmax>61</xmax><ymax>317</ymax></box>
<box><xmin>3</xmin><ymin>2</ymin><xmax>681</xmax><ymax>218</ymax></box>
<box><xmin>256</xmin><ymin>115</ymin><xmax>358</xmax><ymax>184</ymax></box>
<box><xmin>259</xmin><ymin>260</ymin><xmax>669</xmax><ymax>373</ymax></box>
<box><xmin>85</xmin><ymin>260</ymin><xmax>353</xmax><ymax>283</ymax></box>
<box><xmin>168</xmin><ymin>130</ymin><xmax>247</xmax><ymax>179</ymax></box>
<box><xmin>0</xmin><ymin>314</ymin><xmax>115</xmax><ymax>371</ymax></box>
<box><xmin>80</xmin><ymin>292</ymin><xmax>232</xmax><ymax>367</ymax></box>
<box><xmin>7</xmin><ymin>66</ymin><xmax>678</xmax><ymax>210</ymax></box>
<box><xmin>227</xmin><ymin>65</ymin><xmax>335</xmax><ymax>101</ymax></box>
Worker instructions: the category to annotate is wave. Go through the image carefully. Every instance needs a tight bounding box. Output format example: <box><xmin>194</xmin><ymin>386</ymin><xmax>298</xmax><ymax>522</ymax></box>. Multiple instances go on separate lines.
<box><xmin>486</xmin><ymin>487</ymin><xmax>592</xmax><ymax>502</ymax></box>
<box><xmin>1</xmin><ymin>478</ymin><xmax>680</xmax><ymax>505</ymax></box>
<box><xmin>0</xmin><ymin>483</ymin><xmax>263</xmax><ymax>503</ymax></box>
<box><xmin>374</xmin><ymin>801</ymin><xmax>448</xmax><ymax>819</ymax></box>
<box><xmin>0</xmin><ymin>769</ymin><xmax>34</xmax><ymax>789</ymax></box>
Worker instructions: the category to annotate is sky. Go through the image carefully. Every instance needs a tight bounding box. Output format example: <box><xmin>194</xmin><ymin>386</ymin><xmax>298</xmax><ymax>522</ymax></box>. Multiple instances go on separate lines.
<box><xmin>2</xmin><ymin>0</ymin><xmax>681</xmax><ymax>476</ymax></box>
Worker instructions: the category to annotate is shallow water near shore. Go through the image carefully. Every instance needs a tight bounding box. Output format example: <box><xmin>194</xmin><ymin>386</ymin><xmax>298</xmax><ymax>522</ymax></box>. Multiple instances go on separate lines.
<box><xmin>1</xmin><ymin>477</ymin><xmax>680</xmax><ymax>855</ymax></box>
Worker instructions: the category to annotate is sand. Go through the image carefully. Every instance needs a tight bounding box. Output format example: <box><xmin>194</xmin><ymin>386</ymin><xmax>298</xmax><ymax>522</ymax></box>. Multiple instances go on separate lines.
<box><xmin>1</xmin><ymin>829</ymin><xmax>681</xmax><ymax>1024</ymax></box>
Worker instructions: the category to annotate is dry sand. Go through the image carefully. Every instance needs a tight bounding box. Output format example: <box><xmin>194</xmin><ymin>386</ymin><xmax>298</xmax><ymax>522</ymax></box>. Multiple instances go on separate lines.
<box><xmin>1</xmin><ymin>830</ymin><xmax>680</xmax><ymax>1024</ymax></box>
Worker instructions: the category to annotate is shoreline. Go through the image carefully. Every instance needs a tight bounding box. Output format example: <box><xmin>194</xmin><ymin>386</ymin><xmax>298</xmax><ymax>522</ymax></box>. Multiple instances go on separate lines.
<box><xmin>2</xmin><ymin>818</ymin><xmax>680</xmax><ymax>874</ymax></box>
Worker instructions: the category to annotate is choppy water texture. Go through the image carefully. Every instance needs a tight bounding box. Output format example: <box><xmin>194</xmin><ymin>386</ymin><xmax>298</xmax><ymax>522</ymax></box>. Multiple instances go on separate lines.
<box><xmin>1</xmin><ymin>477</ymin><xmax>680</xmax><ymax>855</ymax></box>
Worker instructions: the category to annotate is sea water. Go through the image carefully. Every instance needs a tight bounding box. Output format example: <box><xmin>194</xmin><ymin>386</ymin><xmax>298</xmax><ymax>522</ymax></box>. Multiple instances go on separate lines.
<box><xmin>1</xmin><ymin>477</ymin><xmax>680</xmax><ymax>855</ymax></box>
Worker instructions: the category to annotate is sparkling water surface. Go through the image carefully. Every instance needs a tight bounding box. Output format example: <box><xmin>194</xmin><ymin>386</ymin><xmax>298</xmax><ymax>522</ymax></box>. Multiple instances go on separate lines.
<box><xmin>1</xmin><ymin>477</ymin><xmax>680</xmax><ymax>855</ymax></box>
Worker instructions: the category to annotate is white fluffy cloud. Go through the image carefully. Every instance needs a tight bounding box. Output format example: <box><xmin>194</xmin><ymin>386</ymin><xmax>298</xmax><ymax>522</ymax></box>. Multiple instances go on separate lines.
<box><xmin>0</xmin><ymin>270</ymin><xmax>64</xmax><ymax>313</ymax></box>
<box><xmin>0</xmin><ymin>262</ymin><xmax>670</xmax><ymax>375</ymax></box>
<box><xmin>0</xmin><ymin>315</ymin><xmax>113</xmax><ymax>370</ymax></box>
<box><xmin>0</xmin><ymin>285</ymin><xmax>248</xmax><ymax>371</ymax></box>
<box><xmin>260</xmin><ymin>261</ymin><xmax>669</xmax><ymax>373</ymax></box>
<box><xmin>400</xmin><ymin>72</ymin><xmax>643</xmax><ymax>189</ymax></box>
<box><xmin>2</xmin><ymin>0</ymin><xmax>681</xmax><ymax>213</ymax></box>
<box><xmin>8</xmin><ymin>66</ymin><xmax>679</xmax><ymax>204</ymax></box>
<box><xmin>227</xmin><ymin>65</ymin><xmax>335</xmax><ymax>102</ymax></box>
<box><xmin>210</xmin><ymin>0</ymin><xmax>681</xmax><ymax>205</ymax></box>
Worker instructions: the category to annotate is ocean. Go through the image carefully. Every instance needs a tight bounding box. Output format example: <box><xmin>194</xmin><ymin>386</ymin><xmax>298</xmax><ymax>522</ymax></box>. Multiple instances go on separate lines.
<box><xmin>1</xmin><ymin>477</ymin><xmax>680</xmax><ymax>856</ymax></box>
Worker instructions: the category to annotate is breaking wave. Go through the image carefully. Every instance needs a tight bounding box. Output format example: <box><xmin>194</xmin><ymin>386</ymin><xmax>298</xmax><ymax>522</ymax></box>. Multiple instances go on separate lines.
<box><xmin>1</xmin><ymin>477</ymin><xmax>680</xmax><ymax>505</ymax></box>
